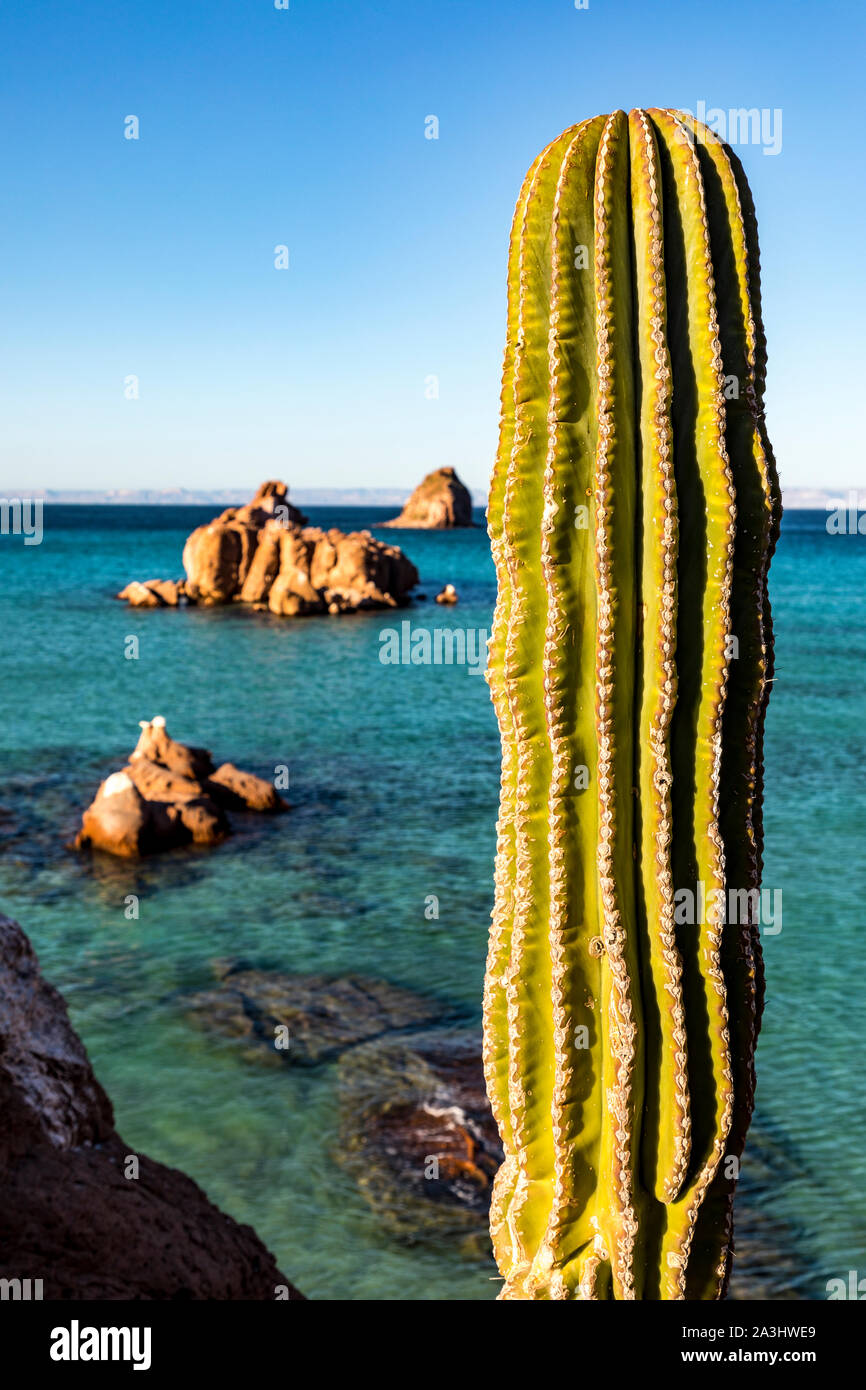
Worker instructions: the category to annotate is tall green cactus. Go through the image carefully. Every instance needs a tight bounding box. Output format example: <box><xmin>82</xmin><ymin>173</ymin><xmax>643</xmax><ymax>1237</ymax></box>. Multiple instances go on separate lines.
<box><xmin>483</xmin><ymin>108</ymin><xmax>780</xmax><ymax>1300</ymax></box>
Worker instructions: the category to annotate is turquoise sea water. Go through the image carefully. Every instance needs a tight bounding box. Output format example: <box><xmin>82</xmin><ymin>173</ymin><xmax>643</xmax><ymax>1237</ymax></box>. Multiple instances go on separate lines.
<box><xmin>0</xmin><ymin>505</ymin><xmax>863</xmax><ymax>1300</ymax></box>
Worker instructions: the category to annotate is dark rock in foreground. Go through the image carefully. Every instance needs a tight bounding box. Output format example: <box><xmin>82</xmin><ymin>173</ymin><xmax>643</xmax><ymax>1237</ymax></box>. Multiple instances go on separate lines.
<box><xmin>382</xmin><ymin>467</ymin><xmax>475</xmax><ymax>529</ymax></box>
<box><xmin>336</xmin><ymin>1028</ymin><xmax>502</xmax><ymax>1244</ymax></box>
<box><xmin>186</xmin><ymin>964</ymin><xmax>447</xmax><ymax>1065</ymax></box>
<box><xmin>0</xmin><ymin>913</ymin><xmax>303</xmax><ymax>1300</ymax></box>
<box><xmin>117</xmin><ymin>479</ymin><xmax>419</xmax><ymax>615</ymax></box>
<box><xmin>74</xmin><ymin>716</ymin><xmax>287</xmax><ymax>859</ymax></box>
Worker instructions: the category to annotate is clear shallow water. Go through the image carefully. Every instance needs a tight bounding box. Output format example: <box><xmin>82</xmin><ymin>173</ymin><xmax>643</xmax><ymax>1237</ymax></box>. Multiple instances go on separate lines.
<box><xmin>0</xmin><ymin>505</ymin><xmax>863</xmax><ymax>1300</ymax></box>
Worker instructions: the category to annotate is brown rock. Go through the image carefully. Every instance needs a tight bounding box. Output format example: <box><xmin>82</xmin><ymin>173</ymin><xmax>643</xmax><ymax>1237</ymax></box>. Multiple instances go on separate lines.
<box><xmin>383</xmin><ymin>467</ymin><xmax>475</xmax><ymax>529</ymax></box>
<box><xmin>309</xmin><ymin>534</ymin><xmax>338</xmax><ymax>587</ymax></box>
<box><xmin>236</xmin><ymin>480</ymin><xmax>308</xmax><ymax>530</ymax></box>
<box><xmin>74</xmin><ymin>718</ymin><xmax>285</xmax><ymax>859</ymax></box>
<box><xmin>116</xmin><ymin>580</ymin><xmax>161</xmax><ymax>608</ymax></box>
<box><xmin>120</xmin><ymin>481</ymin><xmax>418</xmax><ymax>616</ymax></box>
<box><xmin>234</xmin><ymin>522</ymin><xmax>261</xmax><ymax>589</ymax></box>
<box><xmin>0</xmin><ymin>913</ymin><xmax>303</xmax><ymax>1299</ymax></box>
<box><xmin>74</xmin><ymin>772</ymin><xmax>157</xmax><ymax>858</ymax></box>
<box><xmin>73</xmin><ymin>772</ymin><xmax>227</xmax><ymax>857</ymax></box>
<box><xmin>150</xmin><ymin>579</ymin><xmax>184</xmax><ymax>606</ymax></box>
<box><xmin>280</xmin><ymin>527</ymin><xmax>420</xmax><ymax>613</ymax></box>
<box><xmin>336</xmin><ymin>1029</ymin><xmax>502</xmax><ymax>1241</ymax></box>
<box><xmin>182</xmin><ymin>485</ymin><xmax>307</xmax><ymax>605</ymax></box>
<box><xmin>208</xmin><ymin>763</ymin><xmax>288</xmax><ymax>813</ymax></box>
<box><xmin>327</xmin><ymin>531</ymin><xmax>410</xmax><ymax>606</ymax></box>
<box><xmin>131</xmin><ymin>717</ymin><xmax>214</xmax><ymax>780</ymax></box>
<box><xmin>176</xmin><ymin>798</ymin><xmax>230</xmax><ymax>846</ymax></box>
<box><xmin>435</xmin><ymin>584</ymin><xmax>459</xmax><ymax>605</ymax></box>
<box><xmin>182</xmin><ymin>521</ymin><xmax>247</xmax><ymax>603</ymax></box>
<box><xmin>115</xmin><ymin>578</ymin><xmax>185</xmax><ymax>608</ymax></box>
<box><xmin>127</xmin><ymin>756</ymin><xmax>207</xmax><ymax>804</ymax></box>
<box><xmin>238</xmin><ymin>520</ymin><xmax>283</xmax><ymax>603</ymax></box>
<box><xmin>268</xmin><ymin>530</ymin><xmax>324</xmax><ymax>615</ymax></box>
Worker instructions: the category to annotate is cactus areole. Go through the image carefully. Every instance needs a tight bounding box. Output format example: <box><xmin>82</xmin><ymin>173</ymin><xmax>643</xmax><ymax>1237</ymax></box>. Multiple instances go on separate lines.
<box><xmin>483</xmin><ymin>109</ymin><xmax>780</xmax><ymax>1300</ymax></box>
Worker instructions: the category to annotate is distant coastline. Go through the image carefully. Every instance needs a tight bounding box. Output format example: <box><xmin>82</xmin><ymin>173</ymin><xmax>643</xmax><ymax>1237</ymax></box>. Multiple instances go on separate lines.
<box><xmin>0</xmin><ymin>484</ymin><xmax>490</xmax><ymax>508</ymax></box>
<box><xmin>2</xmin><ymin>485</ymin><xmax>861</xmax><ymax>511</ymax></box>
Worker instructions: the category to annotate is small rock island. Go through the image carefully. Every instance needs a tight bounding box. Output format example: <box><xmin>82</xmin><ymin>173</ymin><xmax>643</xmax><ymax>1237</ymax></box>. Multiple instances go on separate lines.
<box><xmin>118</xmin><ymin>480</ymin><xmax>419</xmax><ymax>614</ymax></box>
<box><xmin>74</xmin><ymin>716</ymin><xmax>286</xmax><ymax>858</ymax></box>
<box><xmin>382</xmin><ymin>467</ymin><xmax>475</xmax><ymax>529</ymax></box>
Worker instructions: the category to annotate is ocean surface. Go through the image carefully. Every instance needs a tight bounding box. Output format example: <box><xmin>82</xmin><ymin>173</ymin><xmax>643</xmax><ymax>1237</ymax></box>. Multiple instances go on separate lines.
<box><xmin>0</xmin><ymin>504</ymin><xmax>863</xmax><ymax>1300</ymax></box>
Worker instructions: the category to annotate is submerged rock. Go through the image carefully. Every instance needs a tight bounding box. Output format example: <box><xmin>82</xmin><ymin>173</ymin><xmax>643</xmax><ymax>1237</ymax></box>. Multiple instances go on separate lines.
<box><xmin>74</xmin><ymin>716</ymin><xmax>287</xmax><ymax>859</ymax></box>
<box><xmin>382</xmin><ymin>467</ymin><xmax>475</xmax><ymax>529</ymax></box>
<box><xmin>0</xmin><ymin>913</ymin><xmax>303</xmax><ymax>1299</ymax></box>
<box><xmin>336</xmin><ymin>1028</ymin><xmax>502</xmax><ymax>1243</ymax></box>
<box><xmin>185</xmin><ymin>965</ymin><xmax>448</xmax><ymax>1065</ymax></box>
<box><xmin>118</xmin><ymin>480</ymin><xmax>418</xmax><ymax>615</ymax></box>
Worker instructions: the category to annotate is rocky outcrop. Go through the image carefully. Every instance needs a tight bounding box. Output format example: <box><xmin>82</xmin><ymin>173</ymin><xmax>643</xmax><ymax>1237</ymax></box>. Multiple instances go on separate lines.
<box><xmin>336</xmin><ymin>1028</ymin><xmax>501</xmax><ymax>1243</ymax></box>
<box><xmin>74</xmin><ymin>717</ymin><xmax>287</xmax><ymax>858</ymax></box>
<box><xmin>0</xmin><ymin>913</ymin><xmax>303</xmax><ymax>1299</ymax></box>
<box><xmin>185</xmin><ymin>962</ymin><xmax>448</xmax><ymax>1066</ymax></box>
<box><xmin>117</xmin><ymin>481</ymin><xmax>419</xmax><ymax>614</ymax></box>
<box><xmin>116</xmin><ymin>579</ymin><xmax>188</xmax><ymax>609</ymax></box>
<box><xmin>182</xmin><ymin>481</ymin><xmax>309</xmax><ymax>602</ymax></box>
<box><xmin>435</xmin><ymin>584</ymin><xmax>459</xmax><ymax>605</ymax></box>
<box><xmin>382</xmin><ymin>467</ymin><xmax>475</xmax><ymax>529</ymax></box>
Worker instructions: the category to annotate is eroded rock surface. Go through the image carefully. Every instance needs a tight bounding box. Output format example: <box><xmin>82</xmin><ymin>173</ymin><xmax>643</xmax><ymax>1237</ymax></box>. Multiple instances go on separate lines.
<box><xmin>0</xmin><ymin>913</ymin><xmax>303</xmax><ymax>1300</ymax></box>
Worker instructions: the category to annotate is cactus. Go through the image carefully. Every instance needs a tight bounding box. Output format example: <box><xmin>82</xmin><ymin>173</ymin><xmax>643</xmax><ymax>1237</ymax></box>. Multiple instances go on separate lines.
<box><xmin>483</xmin><ymin>109</ymin><xmax>780</xmax><ymax>1300</ymax></box>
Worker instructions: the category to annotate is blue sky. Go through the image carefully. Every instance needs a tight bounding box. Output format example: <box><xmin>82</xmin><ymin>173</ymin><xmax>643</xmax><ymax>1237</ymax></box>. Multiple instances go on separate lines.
<box><xmin>0</xmin><ymin>0</ymin><xmax>863</xmax><ymax>495</ymax></box>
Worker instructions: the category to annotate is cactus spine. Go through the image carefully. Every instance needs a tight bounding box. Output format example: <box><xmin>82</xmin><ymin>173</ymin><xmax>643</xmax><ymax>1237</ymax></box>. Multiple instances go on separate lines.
<box><xmin>483</xmin><ymin>109</ymin><xmax>780</xmax><ymax>1300</ymax></box>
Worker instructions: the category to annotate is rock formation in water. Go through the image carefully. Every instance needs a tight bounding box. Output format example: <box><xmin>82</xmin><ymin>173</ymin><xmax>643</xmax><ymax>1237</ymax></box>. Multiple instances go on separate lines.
<box><xmin>74</xmin><ymin>716</ymin><xmax>287</xmax><ymax>858</ymax></box>
<box><xmin>116</xmin><ymin>578</ymin><xmax>188</xmax><ymax>609</ymax></box>
<box><xmin>186</xmin><ymin>964</ymin><xmax>499</xmax><ymax>1242</ymax></box>
<box><xmin>382</xmin><ymin>467</ymin><xmax>475</xmax><ymax>529</ymax></box>
<box><xmin>185</xmin><ymin>961</ymin><xmax>448</xmax><ymax>1066</ymax></box>
<box><xmin>435</xmin><ymin>584</ymin><xmax>459</xmax><ymax>605</ymax></box>
<box><xmin>0</xmin><ymin>912</ymin><xmax>303</xmax><ymax>1299</ymax></box>
<box><xmin>118</xmin><ymin>480</ymin><xmax>419</xmax><ymax>614</ymax></box>
<box><xmin>336</xmin><ymin>1028</ymin><xmax>502</xmax><ymax>1243</ymax></box>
